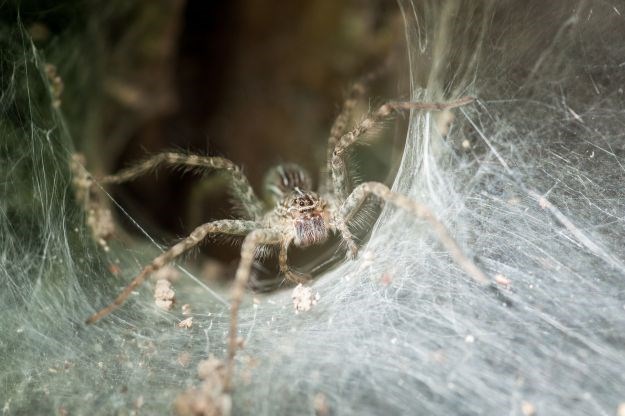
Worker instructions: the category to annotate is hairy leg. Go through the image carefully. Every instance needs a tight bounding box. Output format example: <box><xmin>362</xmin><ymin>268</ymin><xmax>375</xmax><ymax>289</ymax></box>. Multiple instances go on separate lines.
<box><xmin>325</xmin><ymin>76</ymin><xmax>372</xmax><ymax>168</ymax></box>
<box><xmin>225</xmin><ymin>229</ymin><xmax>283</xmax><ymax>391</ymax></box>
<box><xmin>338</xmin><ymin>181</ymin><xmax>489</xmax><ymax>285</ymax></box>
<box><xmin>330</xmin><ymin>96</ymin><xmax>474</xmax><ymax>202</ymax></box>
<box><xmin>323</xmin><ymin>66</ymin><xmax>391</xmax><ymax>192</ymax></box>
<box><xmin>85</xmin><ymin>219</ymin><xmax>259</xmax><ymax>324</ymax></box>
<box><xmin>333</xmin><ymin>217</ymin><xmax>359</xmax><ymax>260</ymax></box>
<box><xmin>278</xmin><ymin>239</ymin><xmax>312</xmax><ymax>283</ymax></box>
<box><xmin>100</xmin><ymin>152</ymin><xmax>264</xmax><ymax>220</ymax></box>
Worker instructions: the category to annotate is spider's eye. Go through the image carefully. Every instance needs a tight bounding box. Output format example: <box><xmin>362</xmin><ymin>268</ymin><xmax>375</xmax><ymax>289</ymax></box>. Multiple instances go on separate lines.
<box><xmin>299</xmin><ymin>200</ymin><xmax>305</xmax><ymax>207</ymax></box>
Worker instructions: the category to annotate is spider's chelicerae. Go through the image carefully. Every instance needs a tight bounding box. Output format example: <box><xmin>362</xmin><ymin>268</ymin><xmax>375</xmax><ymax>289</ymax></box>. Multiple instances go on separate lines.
<box><xmin>83</xmin><ymin>86</ymin><xmax>488</xmax><ymax>390</ymax></box>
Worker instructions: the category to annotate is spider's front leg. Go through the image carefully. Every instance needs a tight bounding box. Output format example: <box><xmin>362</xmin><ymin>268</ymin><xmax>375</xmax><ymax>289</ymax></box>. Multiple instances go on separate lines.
<box><xmin>323</xmin><ymin>68</ymin><xmax>389</xmax><ymax>192</ymax></box>
<box><xmin>333</xmin><ymin>213</ymin><xmax>360</xmax><ymax>260</ymax></box>
<box><xmin>330</xmin><ymin>96</ymin><xmax>474</xmax><ymax>203</ymax></box>
<box><xmin>337</xmin><ymin>182</ymin><xmax>489</xmax><ymax>285</ymax></box>
<box><xmin>85</xmin><ymin>219</ymin><xmax>259</xmax><ymax>324</ymax></box>
<box><xmin>225</xmin><ymin>229</ymin><xmax>283</xmax><ymax>391</ymax></box>
<box><xmin>100</xmin><ymin>152</ymin><xmax>264</xmax><ymax>220</ymax></box>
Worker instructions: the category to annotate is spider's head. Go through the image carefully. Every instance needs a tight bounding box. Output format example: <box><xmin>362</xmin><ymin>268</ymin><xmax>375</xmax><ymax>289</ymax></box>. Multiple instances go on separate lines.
<box><xmin>286</xmin><ymin>190</ymin><xmax>329</xmax><ymax>247</ymax></box>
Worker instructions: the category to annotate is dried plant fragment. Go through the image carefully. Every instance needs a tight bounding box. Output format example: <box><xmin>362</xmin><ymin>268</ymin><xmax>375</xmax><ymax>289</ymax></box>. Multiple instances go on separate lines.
<box><xmin>313</xmin><ymin>392</ymin><xmax>330</xmax><ymax>416</ymax></box>
<box><xmin>177</xmin><ymin>317</ymin><xmax>193</xmax><ymax>329</ymax></box>
<box><xmin>69</xmin><ymin>154</ymin><xmax>115</xmax><ymax>251</ymax></box>
<box><xmin>87</xmin><ymin>207</ymin><xmax>115</xmax><ymax>252</ymax></box>
<box><xmin>174</xmin><ymin>356</ymin><xmax>231</xmax><ymax>416</ymax></box>
<box><xmin>292</xmin><ymin>284</ymin><xmax>320</xmax><ymax>314</ymax></box>
<box><xmin>177</xmin><ymin>352</ymin><xmax>192</xmax><ymax>368</ymax></box>
<box><xmin>182</xmin><ymin>303</ymin><xmax>192</xmax><ymax>315</ymax></box>
<box><xmin>495</xmin><ymin>274</ymin><xmax>512</xmax><ymax>289</ymax></box>
<box><xmin>521</xmin><ymin>401</ymin><xmax>536</xmax><ymax>416</ymax></box>
<box><xmin>45</xmin><ymin>63</ymin><xmax>64</xmax><ymax>108</ymax></box>
<box><xmin>154</xmin><ymin>279</ymin><xmax>175</xmax><ymax>310</ymax></box>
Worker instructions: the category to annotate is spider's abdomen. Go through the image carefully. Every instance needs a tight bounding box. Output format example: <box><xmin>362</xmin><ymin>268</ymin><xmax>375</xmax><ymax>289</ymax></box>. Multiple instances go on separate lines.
<box><xmin>263</xmin><ymin>163</ymin><xmax>313</xmax><ymax>204</ymax></box>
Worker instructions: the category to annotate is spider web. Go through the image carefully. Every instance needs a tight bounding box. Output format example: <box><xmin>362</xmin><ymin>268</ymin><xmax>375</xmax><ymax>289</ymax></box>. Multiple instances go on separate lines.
<box><xmin>2</xmin><ymin>1</ymin><xmax>625</xmax><ymax>415</ymax></box>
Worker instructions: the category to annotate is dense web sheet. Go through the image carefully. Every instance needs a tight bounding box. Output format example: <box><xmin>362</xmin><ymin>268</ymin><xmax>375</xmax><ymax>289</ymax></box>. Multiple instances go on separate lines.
<box><xmin>2</xmin><ymin>1</ymin><xmax>625</xmax><ymax>415</ymax></box>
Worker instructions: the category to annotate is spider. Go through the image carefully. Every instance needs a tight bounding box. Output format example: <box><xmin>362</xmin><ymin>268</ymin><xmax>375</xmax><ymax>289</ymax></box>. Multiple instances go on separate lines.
<box><xmin>82</xmin><ymin>83</ymin><xmax>488</xmax><ymax>391</ymax></box>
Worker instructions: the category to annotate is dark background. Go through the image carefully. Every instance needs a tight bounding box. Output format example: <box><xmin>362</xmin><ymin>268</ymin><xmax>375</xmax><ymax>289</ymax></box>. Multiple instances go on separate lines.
<box><xmin>42</xmin><ymin>0</ymin><xmax>408</xmax><ymax>273</ymax></box>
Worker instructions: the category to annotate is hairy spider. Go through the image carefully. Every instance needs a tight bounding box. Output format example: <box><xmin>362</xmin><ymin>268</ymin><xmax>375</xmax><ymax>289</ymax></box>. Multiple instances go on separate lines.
<box><xmin>82</xmin><ymin>86</ymin><xmax>488</xmax><ymax>391</ymax></box>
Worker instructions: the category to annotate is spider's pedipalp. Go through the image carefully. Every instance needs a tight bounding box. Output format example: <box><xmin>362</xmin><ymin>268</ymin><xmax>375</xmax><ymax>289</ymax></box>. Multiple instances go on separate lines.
<box><xmin>329</xmin><ymin>97</ymin><xmax>474</xmax><ymax>202</ymax></box>
<box><xmin>337</xmin><ymin>181</ymin><xmax>489</xmax><ymax>285</ymax></box>
<box><xmin>85</xmin><ymin>219</ymin><xmax>259</xmax><ymax>324</ymax></box>
<box><xmin>279</xmin><ymin>238</ymin><xmax>312</xmax><ymax>283</ymax></box>
<box><xmin>100</xmin><ymin>152</ymin><xmax>264</xmax><ymax>220</ymax></box>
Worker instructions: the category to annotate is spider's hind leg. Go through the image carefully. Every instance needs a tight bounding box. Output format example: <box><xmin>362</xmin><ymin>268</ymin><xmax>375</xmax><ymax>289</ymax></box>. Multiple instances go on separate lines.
<box><xmin>336</xmin><ymin>181</ymin><xmax>489</xmax><ymax>285</ymax></box>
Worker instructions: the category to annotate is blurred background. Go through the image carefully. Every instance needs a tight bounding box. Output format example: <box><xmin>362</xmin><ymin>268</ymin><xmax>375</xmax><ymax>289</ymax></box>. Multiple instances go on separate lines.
<box><xmin>16</xmin><ymin>0</ymin><xmax>410</xmax><ymax>277</ymax></box>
